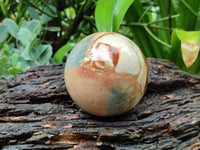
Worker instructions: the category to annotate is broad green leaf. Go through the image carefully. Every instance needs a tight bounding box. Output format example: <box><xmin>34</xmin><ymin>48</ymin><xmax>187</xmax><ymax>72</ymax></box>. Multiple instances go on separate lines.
<box><xmin>20</xmin><ymin>20</ymin><xmax>41</xmax><ymax>35</ymax></box>
<box><xmin>170</xmin><ymin>30</ymin><xmax>186</xmax><ymax>69</ymax></box>
<box><xmin>20</xmin><ymin>20</ymin><xmax>29</xmax><ymax>28</ymax></box>
<box><xmin>177</xmin><ymin>0</ymin><xmax>200</xmax><ymax>30</ymax></box>
<box><xmin>27</xmin><ymin>20</ymin><xmax>41</xmax><ymax>34</ymax></box>
<box><xmin>11</xmin><ymin>54</ymin><xmax>19</xmax><ymax>66</ymax></box>
<box><xmin>0</xmin><ymin>24</ymin><xmax>8</xmax><ymax>42</ymax></box>
<box><xmin>3</xmin><ymin>44</ymin><xmax>10</xmax><ymax>56</ymax></box>
<box><xmin>18</xmin><ymin>27</ymin><xmax>35</xmax><ymax>48</ymax></box>
<box><xmin>0</xmin><ymin>56</ymin><xmax>8</xmax><ymax>74</ymax></box>
<box><xmin>19</xmin><ymin>57</ymin><xmax>32</xmax><ymax>70</ymax></box>
<box><xmin>7</xmin><ymin>67</ymin><xmax>24</xmax><ymax>75</ymax></box>
<box><xmin>53</xmin><ymin>42</ymin><xmax>75</xmax><ymax>63</ymax></box>
<box><xmin>39</xmin><ymin>45</ymin><xmax>52</xmax><ymax>65</ymax></box>
<box><xmin>28</xmin><ymin>7</ymin><xmax>40</xmax><ymax>20</ymax></box>
<box><xmin>188</xmin><ymin>51</ymin><xmax>200</xmax><ymax>75</ymax></box>
<box><xmin>113</xmin><ymin>0</ymin><xmax>134</xmax><ymax>32</ymax></box>
<box><xmin>22</xmin><ymin>48</ymin><xmax>32</xmax><ymax>60</ymax></box>
<box><xmin>41</xmin><ymin>5</ymin><xmax>57</xmax><ymax>24</ymax></box>
<box><xmin>95</xmin><ymin>0</ymin><xmax>114</xmax><ymax>32</ymax></box>
<box><xmin>3</xmin><ymin>19</ymin><xmax>19</xmax><ymax>39</ymax></box>
<box><xmin>31</xmin><ymin>45</ymin><xmax>47</xmax><ymax>60</ymax></box>
<box><xmin>176</xmin><ymin>30</ymin><xmax>200</xmax><ymax>44</ymax></box>
<box><xmin>16</xmin><ymin>62</ymin><xmax>22</xmax><ymax>68</ymax></box>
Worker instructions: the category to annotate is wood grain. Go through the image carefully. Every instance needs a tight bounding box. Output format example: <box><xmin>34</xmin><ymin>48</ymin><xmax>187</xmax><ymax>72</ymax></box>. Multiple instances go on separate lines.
<box><xmin>0</xmin><ymin>58</ymin><xmax>199</xmax><ymax>150</ymax></box>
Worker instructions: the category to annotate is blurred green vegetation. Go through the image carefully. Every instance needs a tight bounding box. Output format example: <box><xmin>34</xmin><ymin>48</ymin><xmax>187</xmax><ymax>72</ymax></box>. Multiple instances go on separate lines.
<box><xmin>0</xmin><ymin>0</ymin><xmax>200</xmax><ymax>79</ymax></box>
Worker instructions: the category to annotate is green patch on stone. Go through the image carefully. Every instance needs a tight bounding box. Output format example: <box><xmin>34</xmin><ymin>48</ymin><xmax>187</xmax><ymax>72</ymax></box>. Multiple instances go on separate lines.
<box><xmin>66</xmin><ymin>34</ymin><xmax>95</xmax><ymax>68</ymax></box>
<box><xmin>104</xmin><ymin>87</ymin><xmax>130</xmax><ymax>116</ymax></box>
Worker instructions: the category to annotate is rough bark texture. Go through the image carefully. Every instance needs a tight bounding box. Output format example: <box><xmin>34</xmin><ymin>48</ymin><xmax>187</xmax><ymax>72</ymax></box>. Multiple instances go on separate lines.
<box><xmin>0</xmin><ymin>58</ymin><xmax>199</xmax><ymax>150</ymax></box>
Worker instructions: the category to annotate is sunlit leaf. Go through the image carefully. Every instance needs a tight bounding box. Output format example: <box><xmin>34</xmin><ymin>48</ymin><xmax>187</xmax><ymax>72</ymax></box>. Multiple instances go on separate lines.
<box><xmin>7</xmin><ymin>67</ymin><xmax>24</xmax><ymax>75</ymax></box>
<box><xmin>113</xmin><ymin>0</ymin><xmax>134</xmax><ymax>32</ymax></box>
<box><xmin>53</xmin><ymin>42</ymin><xmax>75</xmax><ymax>63</ymax></box>
<box><xmin>176</xmin><ymin>30</ymin><xmax>200</xmax><ymax>44</ymax></box>
<box><xmin>95</xmin><ymin>0</ymin><xmax>114</xmax><ymax>32</ymax></box>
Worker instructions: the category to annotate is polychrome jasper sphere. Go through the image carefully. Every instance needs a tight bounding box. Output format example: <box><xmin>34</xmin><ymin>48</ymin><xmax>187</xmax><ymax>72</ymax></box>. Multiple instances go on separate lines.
<box><xmin>64</xmin><ymin>32</ymin><xmax>148</xmax><ymax>117</ymax></box>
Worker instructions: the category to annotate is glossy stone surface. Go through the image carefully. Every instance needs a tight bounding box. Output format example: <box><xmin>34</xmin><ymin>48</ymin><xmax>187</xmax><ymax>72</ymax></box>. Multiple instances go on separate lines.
<box><xmin>64</xmin><ymin>32</ymin><xmax>148</xmax><ymax>116</ymax></box>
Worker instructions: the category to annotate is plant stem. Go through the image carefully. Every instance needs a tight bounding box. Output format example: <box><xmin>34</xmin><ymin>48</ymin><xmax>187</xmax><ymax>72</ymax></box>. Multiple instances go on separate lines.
<box><xmin>123</xmin><ymin>14</ymin><xmax>179</xmax><ymax>28</ymax></box>
<box><xmin>144</xmin><ymin>25</ymin><xmax>171</xmax><ymax>48</ymax></box>
<box><xmin>138</xmin><ymin>0</ymin><xmax>156</xmax><ymax>22</ymax></box>
<box><xmin>148</xmin><ymin>14</ymin><xmax>180</xmax><ymax>25</ymax></box>
<box><xmin>149</xmin><ymin>25</ymin><xmax>176</xmax><ymax>31</ymax></box>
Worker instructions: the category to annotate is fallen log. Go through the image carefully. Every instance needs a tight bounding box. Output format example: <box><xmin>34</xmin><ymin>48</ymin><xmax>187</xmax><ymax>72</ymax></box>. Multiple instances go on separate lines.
<box><xmin>0</xmin><ymin>58</ymin><xmax>199</xmax><ymax>150</ymax></box>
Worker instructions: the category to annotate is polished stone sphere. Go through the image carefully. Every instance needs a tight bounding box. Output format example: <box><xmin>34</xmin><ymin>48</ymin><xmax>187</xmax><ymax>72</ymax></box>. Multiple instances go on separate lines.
<box><xmin>64</xmin><ymin>32</ymin><xmax>148</xmax><ymax>116</ymax></box>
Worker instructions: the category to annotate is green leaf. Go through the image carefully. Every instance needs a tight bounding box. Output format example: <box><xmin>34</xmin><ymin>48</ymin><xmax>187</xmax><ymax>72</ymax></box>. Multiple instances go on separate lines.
<box><xmin>18</xmin><ymin>57</ymin><xmax>32</xmax><ymax>70</ymax></box>
<box><xmin>3</xmin><ymin>44</ymin><xmax>10</xmax><ymax>56</ymax></box>
<box><xmin>22</xmin><ymin>49</ymin><xmax>32</xmax><ymax>60</ymax></box>
<box><xmin>113</xmin><ymin>0</ymin><xmax>134</xmax><ymax>32</ymax></box>
<box><xmin>0</xmin><ymin>1</ymin><xmax>7</xmax><ymax>16</ymax></box>
<box><xmin>43</xmin><ymin>26</ymin><xmax>61</xmax><ymax>32</ymax></box>
<box><xmin>53</xmin><ymin>42</ymin><xmax>75</xmax><ymax>63</ymax></box>
<box><xmin>18</xmin><ymin>27</ymin><xmax>35</xmax><ymax>48</ymax></box>
<box><xmin>28</xmin><ymin>7</ymin><xmax>40</xmax><ymax>20</ymax></box>
<box><xmin>66</xmin><ymin>6</ymin><xmax>76</xmax><ymax>19</ymax></box>
<box><xmin>177</xmin><ymin>0</ymin><xmax>200</xmax><ymax>30</ymax></box>
<box><xmin>176</xmin><ymin>30</ymin><xmax>200</xmax><ymax>44</ymax></box>
<box><xmin>41</xmin><ymin>5</ymin><xmax>57</xmax><ymax>24</ymax></box>
<box><xmin>27</xmin><ymin>20</ymin><xmax>41</xmax><ymax>34</ymax></box>
<box><xmin>11</xmin><ymin>54</ymin><xmax>19</xmax><ymax>66</ymax></box>
<box><xmin>0</xmin><ymin>56</ymin><xmax>8</xmax><ymax>74</ymax></box>
<box><xmin>188</xmin><ymin>51</ymin><xmax>200</xmax><ymax>75</ymax></box>
<box><xmin>3</xmin><ymin>19</ymin><xmax>19</xmax><ymax>39</ymax></box>
<box><xmin>95</xmin><ymin>0</ymin><xmax>114</xmax><ymax>32</ymax></box>
<box><xmin>20</xmin><ymin>20</ymin><xmax>41</xmax><ymax>35</ymax></box>
<box><xmin>0</xmin><ymin>24</ymin><xmax>8</xmax><ymax>42</ymax></box>
<box><xmin>7</xmin><ymin>67</ymin><xmax>24</xmax><ymax>75</ymax></box>
<box><xmin>38</xmin><ymin>45</ymin><xmax>52</xmax><ymax>65</ymax></box>
<box><xmin>31</xmin><ymin>45</ymin><xmax>47</xmax><ymax>60</ymax></box>
<box><xmin>169</xmin><ymin>30</ymin><xmax>186</xmax><ymax>69</ymax></box>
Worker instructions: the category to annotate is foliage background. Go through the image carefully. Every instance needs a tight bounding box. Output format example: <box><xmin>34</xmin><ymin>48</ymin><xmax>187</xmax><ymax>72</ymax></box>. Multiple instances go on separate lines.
<box><xmin>0</xmin><ymin>0</ymin><xmax>200</xmax><ymax>79</ymax></box>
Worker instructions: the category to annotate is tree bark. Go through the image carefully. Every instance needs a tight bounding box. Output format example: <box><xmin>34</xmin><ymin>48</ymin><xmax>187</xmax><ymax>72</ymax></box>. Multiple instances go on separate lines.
<box><xmin>0</xmin><ymin>58</ymin><xmax>199</xmax><ymax>150</ymax></box>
